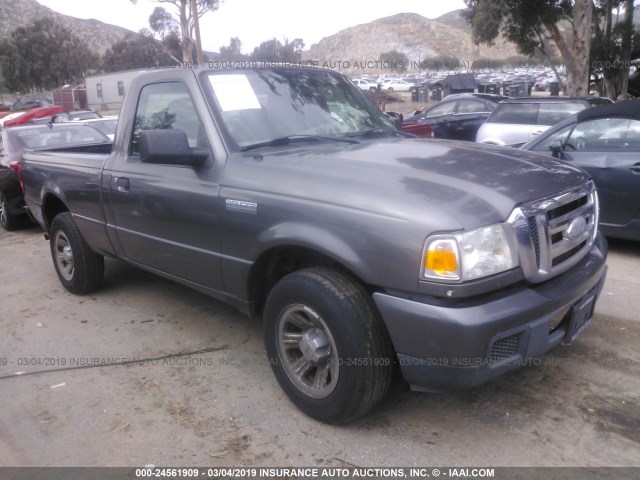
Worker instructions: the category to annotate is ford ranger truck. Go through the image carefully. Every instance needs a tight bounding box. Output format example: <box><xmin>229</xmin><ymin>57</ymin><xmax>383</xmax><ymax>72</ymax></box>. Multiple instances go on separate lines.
<box><xmin>19</xmin><ymin>66</ymin><xmax>608</xmax><ymax>424</ymax></box>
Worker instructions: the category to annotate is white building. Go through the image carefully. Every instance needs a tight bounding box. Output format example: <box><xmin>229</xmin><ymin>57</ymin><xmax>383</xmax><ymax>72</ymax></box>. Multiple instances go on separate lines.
<box><xmin>85</xmin><ymin>68</ymin><xmax>149</xmax><ymax>113</ymax></box>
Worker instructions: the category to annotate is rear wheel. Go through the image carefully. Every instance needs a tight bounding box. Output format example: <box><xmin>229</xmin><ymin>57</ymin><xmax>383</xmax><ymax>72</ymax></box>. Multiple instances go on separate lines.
<box><xmin>263</xmin><ymin>268</ymin><xmax>393</xmax><ymax>424</ymax></box>
<box><xmin>0</xmin><ymin>193</ymin><xmax>25</xmax><ymax>231</ymax></box>
<box><xmin>49</xmin><ymin>212</ymin><xmax>104</xmax><ymax>294</ymax></box>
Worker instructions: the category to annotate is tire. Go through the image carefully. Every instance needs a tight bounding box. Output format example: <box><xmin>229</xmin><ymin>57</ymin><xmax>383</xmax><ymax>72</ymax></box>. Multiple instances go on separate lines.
<box><xmin>263</xmin><ymin>267</ymin><xmax>394</xmax><ymax>424</ymax></box>
<box><xmin>49</xmin><ymin>212</ymin><xmax>104</xmax><ymax>294</ymax></box>
<box><xmin>0</xmin><ymin>192</ymin><xmax>25</xmax><ymax>231</ymax></box>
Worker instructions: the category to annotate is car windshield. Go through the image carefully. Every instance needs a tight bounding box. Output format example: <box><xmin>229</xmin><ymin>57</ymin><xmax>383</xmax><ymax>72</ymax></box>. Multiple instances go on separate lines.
<box><xmin>205</xmin><ymin>69</ymin><xmax>397</xmax><ymax>149</ymax></box>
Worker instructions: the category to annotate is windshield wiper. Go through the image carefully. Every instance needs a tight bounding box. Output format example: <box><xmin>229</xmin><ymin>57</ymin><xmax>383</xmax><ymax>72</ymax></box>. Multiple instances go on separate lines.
<box><xmin>240</xmin><ymin>134</ymin><xmax>359</xmax><ymax>151</ymax></box>
<box><xmin>346</xmin><ymin>128</ymin><xmax>405</xmax><ymax>139</ymax></box>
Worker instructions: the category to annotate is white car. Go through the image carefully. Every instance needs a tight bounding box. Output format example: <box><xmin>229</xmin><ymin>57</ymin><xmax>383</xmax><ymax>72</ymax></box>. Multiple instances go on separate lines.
<box><xmin>351</xmin><ymin>78</ymin><xmax>378</xmax><ymax>91</ymax></box>
<box><xmin>382</xmin><ymin>79</ymin><xmax>413</xmax><ymax>92</ymax></box>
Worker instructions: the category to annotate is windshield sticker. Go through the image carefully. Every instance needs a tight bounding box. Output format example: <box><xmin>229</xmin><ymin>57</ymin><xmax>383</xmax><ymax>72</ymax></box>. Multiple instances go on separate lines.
<box><xmin>209</xmin><ymin>74</ymin><xmax>261</xmax><ymax>112</ymax></box>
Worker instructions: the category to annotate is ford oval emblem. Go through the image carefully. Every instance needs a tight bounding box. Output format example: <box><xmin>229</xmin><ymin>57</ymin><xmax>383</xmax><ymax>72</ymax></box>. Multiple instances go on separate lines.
<box><xmin>566</xmin><ymin>217</ymin><xmax>588</xmax><ymax>240</ymax></box>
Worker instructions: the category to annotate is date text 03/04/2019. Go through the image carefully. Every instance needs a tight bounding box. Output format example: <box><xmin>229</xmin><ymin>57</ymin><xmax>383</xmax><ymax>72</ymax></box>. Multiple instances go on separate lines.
<box><xmin>134</xmin><ymin>467</ymin><xmax>496</xmax><ymax>478</ymax></box>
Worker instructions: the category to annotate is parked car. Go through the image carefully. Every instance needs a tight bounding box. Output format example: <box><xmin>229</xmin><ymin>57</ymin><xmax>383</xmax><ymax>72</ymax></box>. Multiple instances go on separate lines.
<box><xmin>533</xmin><ymin>78</ymin><xmax>550</xmax><ymax>91</ymax></box>
<box><xmin>351</xmin><ymin>78</ymin><xmax>378</xmax><ymax>92</ymax></box>
<box><xmin>2</xmin><ymin>106</ymin><xmax>65</xmax><ymax>127</ymax></box>
<box><xmin>521</xmin><ymin>99</ymin><xmax>640</xmax><ymax>241</ymax></box>
<box><xmin>402</xmin><ymin>93</ymin><xmax>506</xmax><ymax>141</ymax></box>
<box><xmin>629</xmin><ymin>68</ymin><xmax>640</xmax><ymax>97</ymax></box>
<box><xmin>382</xmin><ymin>79</ymin><xmax>413</xmax><ymax>92</ymax></box>
<box><xmin>0</xmin><ymin>123</ymin><xmax>111</xmax><ymax>230</ymax></box>
<box><xmin>18</xmin><ymin>66</ymin><xmax>608</xmax><ymax>424</ymax></box>
<box><xmin>69</xmin><ymin>117</ymin><xmax>118</xmax><ymax>141</ymax></box>
<box><xmin>476</xmin><ymin>96</ymin><xmax>613</xmax><ymax>146</ymax></box>
<box><xmin>52</xmin><ymin>110</ymin><xmax>102</xmax><ymax>122</ymax></box>
<box><xmin>26</xmin><ymin>110</ymin><xmax>104</xmax><ymax>126</ymax></box>
<box><xmin>12</xmin><ymin>93</ymin><xmax>53</xmax><ymax>111</ymax></box>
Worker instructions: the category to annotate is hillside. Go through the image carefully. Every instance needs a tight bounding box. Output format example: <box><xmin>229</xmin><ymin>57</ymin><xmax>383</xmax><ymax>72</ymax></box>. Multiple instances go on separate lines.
<box><xmin>305</xmin><ymin>12</ymin><xmax>520</xmax><ymax>73</ymax></box>
<box><xmin>0</xmin><ymin>0</ymin><xmax>134</xmax><ymax>55</ymax></box>
<box><xmin>434</xmin><ymin>9</ymin><xmax>471</xmax><ymax>31</ymax></box>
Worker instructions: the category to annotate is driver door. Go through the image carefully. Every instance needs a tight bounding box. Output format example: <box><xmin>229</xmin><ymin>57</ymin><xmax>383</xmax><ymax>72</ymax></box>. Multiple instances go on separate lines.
<box><xmin>107</xmin><ymin>81</ymin><xmax>224</xmax><ymax>290</ymax></box>
<box><xmin>562</xmin><ymin>117</ymin><xmax>640</xmax><ymax>228</ymax></box>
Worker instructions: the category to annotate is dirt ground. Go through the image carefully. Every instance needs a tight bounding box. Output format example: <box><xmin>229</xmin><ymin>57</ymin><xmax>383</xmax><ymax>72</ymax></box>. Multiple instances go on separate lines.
<box><xmin>1</xmin><ymin>224</ymin><xmax>639</xmax><ymax>468</ymax></box>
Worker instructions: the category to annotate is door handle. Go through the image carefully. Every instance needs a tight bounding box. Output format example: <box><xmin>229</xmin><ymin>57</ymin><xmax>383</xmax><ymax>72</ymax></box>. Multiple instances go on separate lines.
<box><xmin>531</xmin><ymin>130</ymin><xmax>543</xmax><ymax>136</ymax></box>
<box><xmin>114</xmin><ymin>177</ymin><xmax>130</xmax><ymax>192</ymax></box>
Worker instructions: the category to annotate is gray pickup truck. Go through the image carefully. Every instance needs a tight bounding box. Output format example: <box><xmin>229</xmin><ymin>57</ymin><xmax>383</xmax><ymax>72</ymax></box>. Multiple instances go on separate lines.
<box><xmin>20</xmin><ymin>66</ymin><xmax>608</xmax><ymax>424</ymax></box>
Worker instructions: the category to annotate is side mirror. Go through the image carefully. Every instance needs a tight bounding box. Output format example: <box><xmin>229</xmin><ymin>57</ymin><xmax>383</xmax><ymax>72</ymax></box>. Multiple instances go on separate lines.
<box><xmin>548</xmin><ymin>139</ymin><xmax>564</xmax><ymax>158</ymax></box>
<box><xmin>140</xmin><ymin>129</ymin><xmax>208</xmax><ymax>167</ymax></box>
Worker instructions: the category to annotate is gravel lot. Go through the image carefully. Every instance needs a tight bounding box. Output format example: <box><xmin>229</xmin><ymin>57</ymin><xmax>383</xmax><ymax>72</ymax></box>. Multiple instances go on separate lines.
<box><xmin>1</xmin><ymin>224</ymin><xmax>639</xmax><ymax>468</ymax></box>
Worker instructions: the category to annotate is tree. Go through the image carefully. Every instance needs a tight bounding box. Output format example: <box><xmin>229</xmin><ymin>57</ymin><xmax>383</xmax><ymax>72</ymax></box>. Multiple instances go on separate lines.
<box><xmin>0</xmin><ymin>17</ymin><xmax>98</xmax><ymax>92</ymax></box>
<box><xmin>163</xmin><ymin>31</ymin><xmax>183</xmax><ymax>61</ymax></box>
<box><xmin>219</xmin><ymin>37</ymin><xmax>246</xmax><ymax>60</ymax></box>
<box><xmin>379</xmin><ymin>50</ymin><xmax>409</xmax><ymax>72</ymax></box>
<box><xmin>464</xmin><ymin>0</ymin><xmax>592</xmax><ymax>95</ymax></box>
<box><xmin>250</xmin><ymin>39</ymin><xmax>282</xmax><ymax>62</ymax></box>
<box><xmin>103</xmin><ymin>33</ymin><xmax>176</xmax><ymax>72</ymax></box>
<box><xmin>131</xmin><ymin>0</ymin><xmax>221</xmax><ymax>62</ymax></box>
<box><xmin>249</xmin><ymin>38</ymin><xmax>305</xmax><ymax>62</ymax></box>
<box><xmin>149</xmin><ymin>6</ymin><xmax>179</xmax><ymax>41</ymax></box>
<box><xmin>592</xmin><ymin>0</ymin><xmax>639</xmax><ymax>99</ymax></box>
<box><xmin>281</xmin><ymin>38</ymin><xmax>305</xmax><ymax>62</ymax></box>
<box><xmin>421</xmin><ymin>55</ymin><xmax>460</xmax><ymax>71</ymax></box>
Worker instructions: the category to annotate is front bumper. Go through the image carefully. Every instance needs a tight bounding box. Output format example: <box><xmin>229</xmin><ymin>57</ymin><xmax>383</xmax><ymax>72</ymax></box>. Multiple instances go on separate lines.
<box><xmin>373</xmin><ymin>232</ymin><xmax>608</xmax><ymax>392</ymax></box>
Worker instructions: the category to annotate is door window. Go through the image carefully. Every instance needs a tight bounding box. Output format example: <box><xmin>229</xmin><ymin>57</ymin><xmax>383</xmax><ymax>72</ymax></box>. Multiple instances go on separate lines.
<box><xmin>131</xmin><ymin>82</ymin><xmax>207</xmax><ymax>156</ymax></box>
<box><xmin>456</xmin><ymin>100</ymin><xmax>489</xmax><ymax>114</ymax></box>
<box><xmin>425</xmin><ymin>102</ymin><xmax>456</xmax><ymax>118</ymax></box>
<box><xmin>530</xmin><ymin>124</ymin><xmax>573</xmax><ymax>151</ymax></box>
<box><xmin>537</xmin><ymin>102</ymin><xmax>583</xmax><ymax>126</ymax></box>
<box><xmin>566</xmin><ymin>117</ymin><xmax>640</xmax><ymax>151</ymax></box>
<box><xmin>488</xmin><ymin>103</ymin><xmax>538</xmax><ymax>124</ymax></box>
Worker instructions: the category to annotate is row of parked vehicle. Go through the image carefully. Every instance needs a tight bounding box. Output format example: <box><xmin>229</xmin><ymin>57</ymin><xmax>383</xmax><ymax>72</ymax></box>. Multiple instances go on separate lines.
<box><xmin>399</xmin><ymin>94</ymin><xmax>640</xmax><ymax>241</ymax></box>
<box><xmin>352</xmin><ymin>68</ymin><xmax>568</xmax><ymax>94</ymax></box>
<box><xmin>0</xmin><ymin>110</ymin><xmax>116</xmax><ymax>231</ymax></box>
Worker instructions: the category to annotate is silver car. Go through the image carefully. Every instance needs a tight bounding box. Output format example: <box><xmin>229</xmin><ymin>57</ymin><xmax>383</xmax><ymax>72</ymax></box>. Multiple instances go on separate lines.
<box><xmin>476</xmin><ymin>97</ymin><xmax>612</xmax><ymax>146</ymax></box>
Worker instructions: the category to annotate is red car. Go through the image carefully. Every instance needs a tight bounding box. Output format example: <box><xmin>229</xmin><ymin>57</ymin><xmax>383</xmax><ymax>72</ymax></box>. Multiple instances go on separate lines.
<box><xmin>2</xmin><ymin>106</ymin><xmax>65</xmax><ymax>127</ymax></box>
<box><xmin>401</xmin><ymin>122</ymin><xmax>434</xmax><ymax>138</ymax></box>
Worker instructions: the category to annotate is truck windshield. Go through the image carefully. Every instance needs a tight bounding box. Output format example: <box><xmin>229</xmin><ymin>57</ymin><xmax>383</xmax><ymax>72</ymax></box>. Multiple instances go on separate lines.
<box><xmin>205</xmin><ymin>69</ymin><xmax>398</xmax><ymax>149</ymax></box>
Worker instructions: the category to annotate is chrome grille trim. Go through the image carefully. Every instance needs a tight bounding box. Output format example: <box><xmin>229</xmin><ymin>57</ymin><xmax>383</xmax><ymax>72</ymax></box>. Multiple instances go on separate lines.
<box><xmin>507</xmin><ymin>182</ymin><xmax>598</xmax><ymax>283</ymax></box>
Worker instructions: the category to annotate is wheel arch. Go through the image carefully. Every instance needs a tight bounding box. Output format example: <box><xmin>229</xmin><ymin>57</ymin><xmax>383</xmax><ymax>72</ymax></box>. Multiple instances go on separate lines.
<box><xmin>42</xmin><ymin>193</ymin><xmax>70</xmax><ymax>232</ymax></box>
<box><xmin>247</xmin><ymin>243</ymin><xmax>373</xmax><ymax>318</ymax></box>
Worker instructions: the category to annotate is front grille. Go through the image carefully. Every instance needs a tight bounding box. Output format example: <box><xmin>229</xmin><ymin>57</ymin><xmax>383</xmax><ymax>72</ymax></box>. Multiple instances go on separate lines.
<box><xmin>508</xmin><ymin>182</ymin><xmax>598</xmax><ymax>283</ymax></box>
<box><xmin>547</xmin><ymin>196</ymin><xmax>588</xmax><ymax>221</ymax></box>
<box><xmin>489</xmin><ymin>333</ymin><xmax>521</xmax><ymax>362</ymax></box>
<box><xmin>552</xmin><ymin>241</ymin><xmax>587</xmax><ymax>267</ymax></box>
<box><xmin>528</xmin><ymin>216</ymin><xmax>540</xmax><ymax>269</ymax></box>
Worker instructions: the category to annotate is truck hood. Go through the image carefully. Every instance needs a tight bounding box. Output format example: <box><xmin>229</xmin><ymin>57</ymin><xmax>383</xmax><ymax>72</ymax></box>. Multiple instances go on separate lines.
<box><xmin>224</xmin><ymin>137</ymin><xmax>590</xmax><ymax>230</ymax></box>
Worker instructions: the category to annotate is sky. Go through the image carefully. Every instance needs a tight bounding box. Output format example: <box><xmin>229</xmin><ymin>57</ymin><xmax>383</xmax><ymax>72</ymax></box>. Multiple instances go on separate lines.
<box><xmin>36</xmin><ymin>0</ymin><xmax>469</xmax><ymax>54</ymax></box>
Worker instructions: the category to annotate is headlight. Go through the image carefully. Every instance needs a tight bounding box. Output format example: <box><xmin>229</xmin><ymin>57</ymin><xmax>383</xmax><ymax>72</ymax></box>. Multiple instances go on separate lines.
<box><xmin>421</xmin><ymin>224</ymin><xmax>519</xmax><ymax>282</ymax></box>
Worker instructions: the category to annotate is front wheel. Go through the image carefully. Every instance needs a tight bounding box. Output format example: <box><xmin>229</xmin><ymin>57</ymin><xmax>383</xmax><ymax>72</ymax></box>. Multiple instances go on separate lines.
<box><xmin>263</xmin><ymin>268</ymin><xmax>394</xmax><ymax>424</ymax></box>
<box><xmin>49</xmin><ymin>212</ymin><xmax>104</xmax><ymax>294</ymax></box>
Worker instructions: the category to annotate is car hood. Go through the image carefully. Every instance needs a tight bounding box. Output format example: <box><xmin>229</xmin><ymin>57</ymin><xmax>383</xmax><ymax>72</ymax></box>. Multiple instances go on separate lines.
<box><xmin>224</xmin><ymin>137</ymin><xmax>590</xmax><ymax>231</ymax></box>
